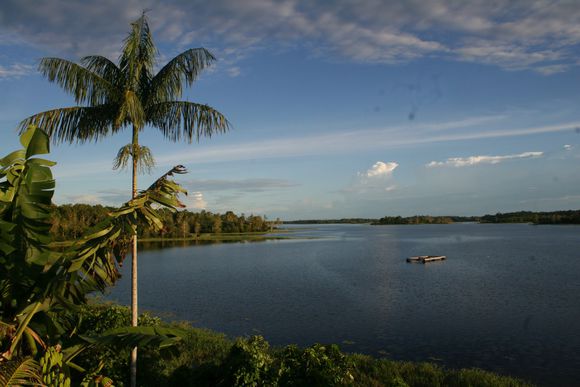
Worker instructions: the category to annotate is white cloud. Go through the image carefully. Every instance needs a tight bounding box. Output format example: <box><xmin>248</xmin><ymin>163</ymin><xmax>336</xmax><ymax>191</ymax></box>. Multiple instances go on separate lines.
<box><xmin>564</xmin><ymin>144</ymin><xmax>573</xmax><ymax>151</ymax></box>
<box><xmin>187</xmin><ymin>191</ymin><xmax>207</xmax><ymax>210</ymax></box>
<box><xmin>361</xmin><ymin>161</ymin><xmax>399</xmax><ymax>178</ymax></box>
<box><xmin>227</xmin><ymin>66</ymin><xmax>241</xmax><ymax>77</ymax></box>
<box><xmin>343</xmin><ymin>161</ymin><xmax>399</xmax><ymax>195</ymax></box>
<box><xmin>62</xmin><ymin>194</ymin><xmax>102</xmax><ymax>205</ymax></box>
<box><xmin>427</xmin><ymin>151</ymin><xmax>543</xmax><ymax>168</ymax></box>
<box><xmin>0</xmin><ymin>63</ymin><xmax>34</xmax><ymax>79</ymax></box>
<box><xmin>187</xmin><ymin>191</ymin><xmax>207</xmax><ymax>209</ymax></box>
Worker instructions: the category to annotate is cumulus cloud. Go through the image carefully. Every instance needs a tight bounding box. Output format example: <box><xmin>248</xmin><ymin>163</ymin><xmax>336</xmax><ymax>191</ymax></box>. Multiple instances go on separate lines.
<box><xmin>360</xmin><ymin>161</ymin><xmax>399</xmax><ymax>178</ymax></box>
<box><xmin>427</xmin><ymin>151</ymin><xmax>543</xmax><ymax>168</ymax></box>
<box><xmin>187</xmin><ymin>191</ymin><xmax>207</xmax><ymax>209</ymax></box>
<box><xmin>343</xmin><ymin>161</ymin><xmax>399</xmax><ymax>195</ymax></box>
<box><xmin>1</xmin><ymin>1</ymin><xmax>579</xmax><ymax>73</ymax></box>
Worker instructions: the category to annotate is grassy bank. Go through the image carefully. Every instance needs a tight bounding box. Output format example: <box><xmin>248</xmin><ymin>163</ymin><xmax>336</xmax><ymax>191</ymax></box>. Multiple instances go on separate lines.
<box><xmin>76</xmin><ymin>303</ymin><xmax>533</xmax><ymax>387</ymax></box>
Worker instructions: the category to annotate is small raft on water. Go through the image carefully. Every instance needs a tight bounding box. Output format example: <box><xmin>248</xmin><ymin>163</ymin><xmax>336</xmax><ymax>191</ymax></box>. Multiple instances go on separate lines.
<box><xmin>407</xmin><ymin>255</ymin><xmax>446</xmax><ymax>263</ymax></box>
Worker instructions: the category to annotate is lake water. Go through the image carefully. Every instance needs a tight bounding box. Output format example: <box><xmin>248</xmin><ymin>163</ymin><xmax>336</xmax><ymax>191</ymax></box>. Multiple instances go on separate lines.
<box><xmin>107</xmin><ymin>224</ymin><xmax>580</xmax><ymax>386</ymax></box>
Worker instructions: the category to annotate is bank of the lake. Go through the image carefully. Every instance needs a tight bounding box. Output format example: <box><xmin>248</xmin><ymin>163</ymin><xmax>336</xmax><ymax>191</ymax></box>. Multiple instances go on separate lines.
<box><xmin>81</xmin><ymin>302</ymin><xmax>533</xmax><ymax>386</ymax></box>
<box><xmin>108</xmin><ymin>223</ymin><xmax>580</xmax><ymax>386</ymax></box>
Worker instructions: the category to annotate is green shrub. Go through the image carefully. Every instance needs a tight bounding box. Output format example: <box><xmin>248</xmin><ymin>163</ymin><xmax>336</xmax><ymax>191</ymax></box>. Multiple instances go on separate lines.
<box><xmin>67</xmin><ymin>303</ymin><xmax>163</xmax><ymax>386</ymax></box>
<box><xmin>276</xmin><ymin>344</ymin><xmax>353</xmax><ymax>386</ymax></box>
<box><xmin>223</xmin><ymin>336</ymin><xmax>275</xmax><ymax>386</ymax></box>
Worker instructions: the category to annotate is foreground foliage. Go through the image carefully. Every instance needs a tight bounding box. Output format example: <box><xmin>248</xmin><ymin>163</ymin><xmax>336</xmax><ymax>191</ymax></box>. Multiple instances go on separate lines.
<box><xmin>76</xmin><ymin>303</ymin><xmax>534</xmax><ymax>387</ymax></box>
<box><xmin>0</xmin><ymin>126</ymin><xmax>187</xmax><ymax>384</ymax></box>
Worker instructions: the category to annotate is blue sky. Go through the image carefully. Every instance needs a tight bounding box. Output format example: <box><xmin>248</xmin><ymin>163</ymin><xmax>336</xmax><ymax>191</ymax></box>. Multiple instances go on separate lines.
<box><xmin>1</xmin><ymin>0</ymin><xmax>580</xmax><ymax>219</ymax></box>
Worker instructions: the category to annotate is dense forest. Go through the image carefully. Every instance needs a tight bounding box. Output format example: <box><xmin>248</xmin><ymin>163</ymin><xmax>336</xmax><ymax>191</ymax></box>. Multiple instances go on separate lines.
<box><xmin>373</xmin><ymin>215</ymin><xmax>453</xmax><ymax>224</ymax></box>
<box><xmin>372</xmin><ymin>215</ymin><xmax>481</xmax><ymax>224</ymax></box>
<box><xmin>49</xmin><ymin>204</ymin><xmax>278</xmax><ymax>241</ymax></box>
<box><xmin>479</xmin><ymin>210</ymin><xmax>580</xmax><ymax>224</ymax></box>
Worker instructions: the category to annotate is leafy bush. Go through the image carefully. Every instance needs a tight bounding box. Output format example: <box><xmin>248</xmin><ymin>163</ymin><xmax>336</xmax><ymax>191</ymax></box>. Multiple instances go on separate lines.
<box><xmin>276</xmin><ymin>344</ymin><xmax>353</xmax><ymax>386</ymax></box>
<box><xmin>222</xmin><ymin>336</ymin><xmax>274</xmax><ymax>386</ymax></box>
<box><xmin>67</xmin><ymin>303</ymin><xmax>163</xmax><ymax>386</ymax></box>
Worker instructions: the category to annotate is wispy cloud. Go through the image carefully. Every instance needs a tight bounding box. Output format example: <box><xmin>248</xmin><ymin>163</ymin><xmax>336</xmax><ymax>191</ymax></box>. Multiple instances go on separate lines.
<box><xmin>156</xmin><ymin>120</ymin><xmax>578</xmax><ymax>167</ymax></box>
<box><xmin>0</xmin><ymin>63</ymin><xmax>34</xmax><ymax>79</ymax></box>
<box><xmin>226</xmin><ymin>66</ymin><xmax>241</xmax><ymax>77</ymax></box>
<box><xmin>184</xmin><ymin>178</ymin><xmax>298</xmax><ymax>192</ymax></box>
<box><xmin>2</xmin><ymin>1</ymin><xmax>580</xmax><ymax>74</ymax></box>
<box><xmin>427</xmin><ymin>151</ymin><xmax>543</xmax><ymax>168</ymax></box>
<box><xmin>54</xmin><ymin>117</ymin><xmax>580</xmax><ymax>180</ymax></box>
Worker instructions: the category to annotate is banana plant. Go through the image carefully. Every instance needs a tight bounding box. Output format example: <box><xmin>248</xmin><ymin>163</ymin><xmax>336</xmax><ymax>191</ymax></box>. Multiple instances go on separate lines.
<box><xmin>0</xmin><ymin>125</ymin><xmax>188</xmax><ymax>384</ymax></box>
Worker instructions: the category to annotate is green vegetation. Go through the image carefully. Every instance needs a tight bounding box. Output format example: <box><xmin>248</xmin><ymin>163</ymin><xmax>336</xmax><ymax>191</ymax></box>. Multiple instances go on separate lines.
<box><xmin>372</xmin><ymin>216</ymin><xmax>455</xmax><ymax>225</ymax></box>
<box><xmin>479</xmin><ymin>210</ymin><xmax>580</xmax><ymax>224</ymax></box>
<box><xmin>0</xmin><ymin>126</ymin><xmax>187</xmax><ymax>385</ymax></box>
<box><xmin>71</xmin><ymin>302</ymin><xmax>534</xmax><ymax>386</ymax></box>
<box><xmin>49</xmin><ymin>203</ymin><xmax>280</xmax><ymax>242</ymax></box>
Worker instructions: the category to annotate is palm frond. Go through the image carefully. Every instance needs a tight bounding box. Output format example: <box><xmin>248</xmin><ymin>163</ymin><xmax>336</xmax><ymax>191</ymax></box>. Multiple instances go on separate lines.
<box><xmin>119</xmin><ymin>12</ymin><xmax>156</xmax><ymax>91</ymax></box>
<box><xmin>82</xmin><ymin>326</ymin><xmax>185</xmax><ymax>350</ymax></box>
<box><xmin>0</xmin><ymin>357</ymin><xmax>42</xmax><ymax>386</ymax></box>
<box><xmin>18</xmin><ymin>106</ymin><xmax>117</xmax><ymax>144</ymax></box>
<box><xmin>147</xmin><ymin>101</ymin><xmax>230</xmax><ymax>142</ymax></box>
<box><xmin>38</xmin><ymin>58</ymin><xmax>120</xmax><ymax>105</ymax></box>
<box><xmin>112</xmin><ymin>144</ymin><xmax>132</xmax><ymax>171</ymax></box>
<box><xmin>56</xmin><ymin>165</ymin><xmax>187</xmax><ymax>298</ymax></box>
<box><xmin>80</xmin><ymin>55</ymin><xmax>123</xmax><ymax>85</ymax></box>
<box><xmin>148</xmin><ymin>48</ymin><xmax>216</xmax><ymax>103</ymax></box>
<box><xmin>113</xmin><ymin>144</ymin><xmax>155</xmax><ymax>174</ymax></box>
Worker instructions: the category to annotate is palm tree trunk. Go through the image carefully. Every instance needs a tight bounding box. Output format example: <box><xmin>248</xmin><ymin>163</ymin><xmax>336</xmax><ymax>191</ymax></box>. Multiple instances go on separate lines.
<box><xmin>130</xmin><ymin>125</ymin><xmax>138</xmax><ymax>387</ymax></box>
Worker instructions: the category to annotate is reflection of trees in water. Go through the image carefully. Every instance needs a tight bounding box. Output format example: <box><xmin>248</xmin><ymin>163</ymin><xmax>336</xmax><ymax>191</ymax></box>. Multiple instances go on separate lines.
<box><xmin>139</xmin><ymin>238</ymin><xmax>270</xmax><ymax>252</ymax></box>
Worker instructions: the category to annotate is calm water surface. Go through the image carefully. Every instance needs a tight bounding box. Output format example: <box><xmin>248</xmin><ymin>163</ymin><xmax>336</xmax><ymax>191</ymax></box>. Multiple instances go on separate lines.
<box><xmin>108</xmin><ymin>224</ymin><xmax>580</xmax><ymax>386</ymax></box>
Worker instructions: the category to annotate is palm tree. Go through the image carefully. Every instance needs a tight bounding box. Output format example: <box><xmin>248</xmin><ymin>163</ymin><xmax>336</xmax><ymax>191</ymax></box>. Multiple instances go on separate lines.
<box><xmin>19</xmin><ymin>13</ymin><xmax>229</xmax><ymax>385</ymax></box>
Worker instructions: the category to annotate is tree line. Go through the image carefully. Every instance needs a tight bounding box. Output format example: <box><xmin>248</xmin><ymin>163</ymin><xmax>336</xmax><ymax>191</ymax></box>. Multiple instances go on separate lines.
<box><xmin>372</xmin><ymin>215</ymin><xmax>455</xmax><ymax>225</ymax></box>
<box><xmin>479</xmin><ymin>210</ymin><xmax>580</xmax><ymax>224</ymax></box>
<box><xmin>286</xmin><ymin>210</ymin><xmax>580</xmax><ymax>225</ymax></box>
<box><xmin>50</xmin><ymin>204</ymin><xmax>278</xmax><ymax>241</ymax></box>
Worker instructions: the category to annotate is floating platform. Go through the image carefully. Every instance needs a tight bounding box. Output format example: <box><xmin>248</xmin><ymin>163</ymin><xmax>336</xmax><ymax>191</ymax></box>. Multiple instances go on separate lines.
<box><xmin>407</xmin><ymin>255</ymin><xmax>446</xmax><ymax>263</ymax></box>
